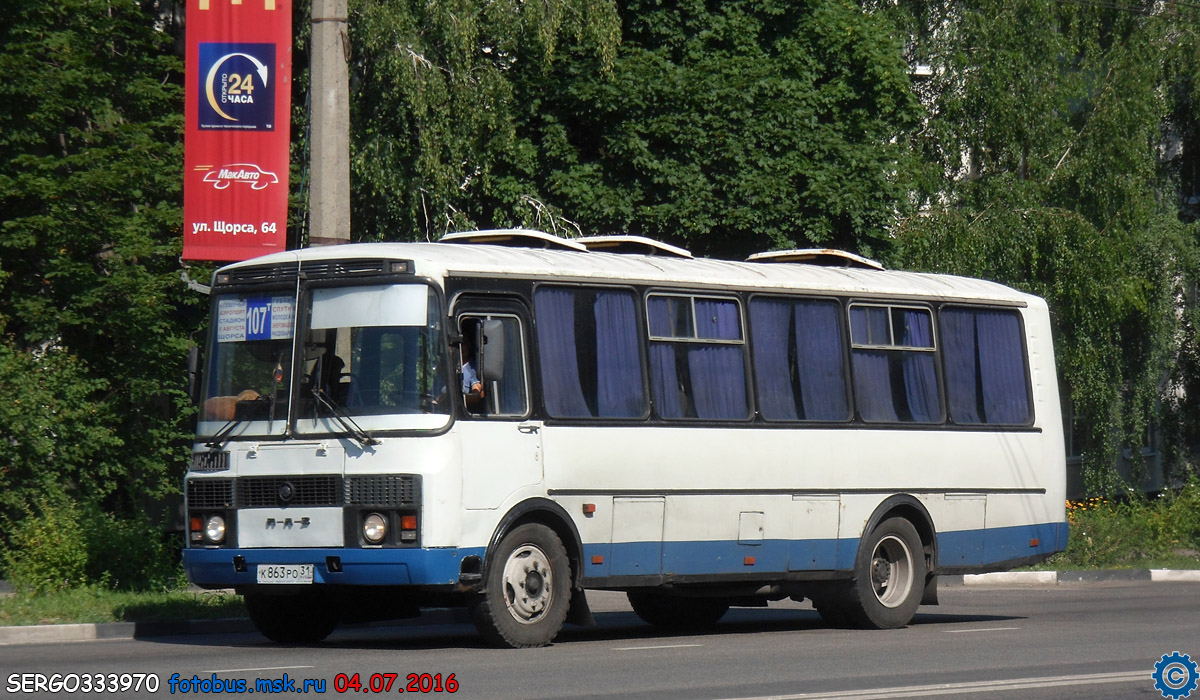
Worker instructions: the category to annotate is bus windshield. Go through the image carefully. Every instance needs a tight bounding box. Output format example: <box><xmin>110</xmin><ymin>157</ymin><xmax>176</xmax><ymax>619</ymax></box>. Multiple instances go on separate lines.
<box><xmin>199</xmin><ymin>292</ymin><xmax>297</xmax><ymax>436</ymax></box>
<box><xmin>294</xmin><ymin>283</ymin><xmax>449</xmax><ymax>433</ymax></box>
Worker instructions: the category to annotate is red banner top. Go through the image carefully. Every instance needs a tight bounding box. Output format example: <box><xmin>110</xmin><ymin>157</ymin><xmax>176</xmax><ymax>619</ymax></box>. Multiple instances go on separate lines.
<box><xmin>183</xmin><ymin>0</ymin><xmax>292</xmax><ymax>262</ymax></box>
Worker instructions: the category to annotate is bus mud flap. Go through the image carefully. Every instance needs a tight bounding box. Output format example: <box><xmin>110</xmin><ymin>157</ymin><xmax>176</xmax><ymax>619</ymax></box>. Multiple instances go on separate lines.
<box><xmin>566</xmin><ymin>588</ymin><xmax>596</xmax><ymax>626</ymax></box>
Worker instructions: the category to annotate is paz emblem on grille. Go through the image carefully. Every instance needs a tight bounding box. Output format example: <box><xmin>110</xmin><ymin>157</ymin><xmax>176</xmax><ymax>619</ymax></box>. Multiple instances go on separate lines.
<box><xmin>277</xmin><ymin>482</ymin><xmax>294</xmax><ymax>503</ymax></box>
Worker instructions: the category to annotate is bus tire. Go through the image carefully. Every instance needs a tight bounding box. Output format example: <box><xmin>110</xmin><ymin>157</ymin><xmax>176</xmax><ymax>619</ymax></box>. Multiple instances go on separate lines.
<box><xmin>245</xmin><ymin>591</ymin><xmax>339</xmax><ymax>644</ymax></box>
<box><xmin>471</xmin><ymin>523</ymin><xmax>571</xmax><ymax>648</ymax></box>
<box><xmin>627</xmin><ymin>591</ymin><xmax>729</xmax><ymax>629</ymax></box>
<box><xmin>843</xmin><ymin>517</ymin><xmax>926</xmax><ymax>629</ymax></box>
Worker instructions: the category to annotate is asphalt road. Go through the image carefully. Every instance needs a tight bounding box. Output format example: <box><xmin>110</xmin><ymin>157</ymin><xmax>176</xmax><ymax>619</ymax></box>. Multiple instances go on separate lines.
<box><xmin>1</xmin><ymin>581</ymin><xmax>1197</xmax><ymax>699</ymax></box>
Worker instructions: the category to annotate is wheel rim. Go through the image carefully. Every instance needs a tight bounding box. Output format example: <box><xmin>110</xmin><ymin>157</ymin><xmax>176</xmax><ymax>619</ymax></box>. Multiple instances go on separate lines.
<box><xmin>501</xmin><ymin>543</ymin><xmax>554</xmax><ymax>624</ymax></box>
<box><xmin>870</xmin><ymin>534</ymin><xmax>915</xmax><ymax>609</ymax></box>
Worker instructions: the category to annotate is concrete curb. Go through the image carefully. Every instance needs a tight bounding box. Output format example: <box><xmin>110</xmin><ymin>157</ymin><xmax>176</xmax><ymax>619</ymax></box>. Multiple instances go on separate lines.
<box><xmin>2</xmin><ymin>572</ymin><xmax>1198</xmax><ymax>646</ymax></box>
<box><xmin>940</xmin><ymin>568</ymin><xmax>1200</xmax><ymax>586</ymax></box>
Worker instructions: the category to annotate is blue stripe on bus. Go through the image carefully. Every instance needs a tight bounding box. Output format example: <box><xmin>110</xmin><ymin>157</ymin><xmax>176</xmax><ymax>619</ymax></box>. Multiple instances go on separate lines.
<box><xmin>183</xmin><ymin>546</ymin><xmax>485</xmax><ymax>587</ymax></box>
<box><xmin>584</xmin><ymin>521</ymin><xmax>1068</xmax><ymax>577</ymax></box>
<box><xmin>184</xmin><ymin>521</ymin><xmax>1067</xmax><ymax>587</ymax></box>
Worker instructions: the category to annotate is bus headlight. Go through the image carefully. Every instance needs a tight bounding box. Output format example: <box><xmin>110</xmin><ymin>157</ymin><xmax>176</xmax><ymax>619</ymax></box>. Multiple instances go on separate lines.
<box><xmin>362</xmin><ymin>513</ymin><xmax>388</xmax><ymax>544</ymax></box>
<box><xmin>203</xmin><ymin>515</ymin><xmax>226</xmax><ymax>544</ymax></box>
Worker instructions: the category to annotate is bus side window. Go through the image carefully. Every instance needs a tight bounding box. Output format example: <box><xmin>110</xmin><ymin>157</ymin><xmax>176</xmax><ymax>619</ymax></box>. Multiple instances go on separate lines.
<box><xmin>459</xmin><ymin>315</ymin><xmax>528</xmax><ymax>417</ymax></box>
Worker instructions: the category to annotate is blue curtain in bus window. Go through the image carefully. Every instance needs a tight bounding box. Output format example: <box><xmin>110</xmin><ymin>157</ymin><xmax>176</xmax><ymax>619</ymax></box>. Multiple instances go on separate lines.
<box><xmin>695</xmin><ymin>299</ymin><xmax>741</xmax><ymax>340</ymax></box>
<box><xmin>977</xmin><ymin>310</ymin><xmax>1030</xmax><ymax>424</ymax></box>
<box><xmin>749</xmin><ymin>300</ymin><xmax>798</xmax><ymax>420</ymax></box>
<box><xmin>900</xmin><ymin>310</ymin><xmax>940</xmax><ymax>422</ymax></box>
<box><xmin>534</xmin><ymin>289</ymin><xmax>590</xmax><ymax>417</ymax></box>
<box><xmin>940</xmin><ymin>309</ymin><xmax>982</xmax><ymax>423</ymax></box>
<box><xmin>795</xmin><ymin>301</ymin><xmax>849</xmax><ymax>420</ymax></box>
<box><xmin>650</xmin><ymin>343</ymin><xmax>684</xmax><ymax>418</ymax></box>
<box><xmin>850</xmin><ymin>307</ymin><xmax>898</xmax><ymax>422</ymax></box>
<box><xmin>648</xmin><ymin>298</ymin><xmax>681</xmax><ymax>418</ymax></box>
<box><xmin>594</xmin><ymin>292</ymin><xmax>645</xmax><ymax>417</ymax></box>
<box><xmin>852</xmin><ymin>350</ymin><xmax>898</xmax><ymax>422</ymax></box>
<box><xmin>688</xmin><ymin>344</ymin><xmax>747</xmax><ymax>419</ymax></box>
<box><xmin>689</xmin><ymin>299</ymin><xmax>747</xmax><ymax>419</ymax></box>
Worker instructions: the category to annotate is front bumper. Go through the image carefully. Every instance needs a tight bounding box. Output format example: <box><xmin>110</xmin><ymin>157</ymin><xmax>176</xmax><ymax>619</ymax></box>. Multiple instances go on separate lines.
<box><xmin>183</xmin><ymin>546</ymin><xmax>484</xmax><ymax>588</ymax></box>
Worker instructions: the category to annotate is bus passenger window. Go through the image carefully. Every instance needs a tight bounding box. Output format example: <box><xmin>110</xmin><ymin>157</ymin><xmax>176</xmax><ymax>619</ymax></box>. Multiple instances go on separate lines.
<box><xmin>940</xmin><ymin>308</ymin><xmax>1030</xmax><ymax>425</ymax></box>
<box><xmin>534</xmin><ymin>287</ymin><xmax>646</xmax><ymax>419</ymax></box>
<box><xmin>646</xmin><ymin>294</ymin><xmax>749</xmax><ymax>420</ymax></box>
<box><xmin>849</xmin><ymin>304</ymin><xmax>941</xmax><ymax>423</ymax></box>
<box><xmin>749</xmin><ymin>298</ymin><xmax>850</xmax><ymax>421</ymax></box>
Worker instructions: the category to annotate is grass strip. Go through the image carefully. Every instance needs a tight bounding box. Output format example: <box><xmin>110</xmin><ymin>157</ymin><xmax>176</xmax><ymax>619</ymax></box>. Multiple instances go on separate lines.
<box><xmin>0</xmin><ymin>587</ymin><xmax>244</xmax><ymax>627</ymax></box>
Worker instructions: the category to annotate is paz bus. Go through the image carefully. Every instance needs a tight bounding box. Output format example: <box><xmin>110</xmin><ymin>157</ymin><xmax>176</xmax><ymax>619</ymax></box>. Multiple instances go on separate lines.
<box><xmin>182</xmin><ymin>229</ymin><xmax>1067</xmax><ymax>648</ymax></box>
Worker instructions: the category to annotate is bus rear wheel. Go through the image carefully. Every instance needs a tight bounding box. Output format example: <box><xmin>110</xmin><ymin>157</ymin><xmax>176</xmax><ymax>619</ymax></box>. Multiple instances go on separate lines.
<box><xmin>843</xmin><ymin>517</ymin><xmax>926</xmax><ymax>629</ymax></box>
<box><xmin>245</xmin><ymin>591</ymin><xmax>339</xmax><ymax>644</ymax></box>
<box><xmin>471</xmin><ymin>523</ymin><xmax>571</xmax><ymax>648</ymax></box>
<box><xmin>627</xmin><ymin>591</ymin><xmax>729</xmax><ymax>630</ymax></box>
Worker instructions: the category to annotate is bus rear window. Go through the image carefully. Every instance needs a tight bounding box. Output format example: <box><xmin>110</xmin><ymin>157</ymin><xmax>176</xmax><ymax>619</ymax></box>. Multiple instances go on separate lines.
<box><xmin>940</xmin><ymin>308</ymin><xmax>1031</xmax><ymax>425</ymax></box>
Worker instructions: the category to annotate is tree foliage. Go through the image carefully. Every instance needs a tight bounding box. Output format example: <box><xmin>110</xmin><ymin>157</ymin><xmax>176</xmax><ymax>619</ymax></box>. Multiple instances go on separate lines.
<box><xmin>884</xmin><ymin>0</ymin><xmax>1200</xmax><ymax>490</ymax></box>
<box><xmin>347</xmin><ymin>0</ymin><xmax>620</xmax><ymax>240</ymax></box>
<box><xmin>3</xmin><ymin>0</ymin><xmax>1200</xmax><ymax>557</ymax></box>
<box><xmin>532</xmin><ymin>0</ymin><xmax>922</xmax><ymax>257</ymax></box>
<box><xmin>0</xmin><ymin>0</ymin><xmax>204</xmax><ymax>531</ymax></box>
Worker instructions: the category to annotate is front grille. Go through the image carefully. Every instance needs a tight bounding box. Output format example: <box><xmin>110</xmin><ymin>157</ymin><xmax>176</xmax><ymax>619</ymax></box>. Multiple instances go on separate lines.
<box><xmin>237</xmin><ymin>475</ymin><xmax>342</xmax><ymax>507</ymax></box>
<box><xmin>187</xmin><ymin>479</ymin><xmax>234</xmax><ymax>508</ymax></box>
<box><xmin>190</xmin><ymin>451</ymin><xmax>229</xmax><ymax>473</ymax></box>
<box><xmin>345</xmin><ymin>475</ymin><xmax>418</xmax><ymax>506</ymax></box>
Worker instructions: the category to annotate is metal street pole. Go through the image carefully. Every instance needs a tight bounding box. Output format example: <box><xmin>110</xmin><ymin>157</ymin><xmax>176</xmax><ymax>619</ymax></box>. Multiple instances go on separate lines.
<box><xmin>308</xmin><ymin>0</ymin><xmax>350</xmax><ymax>246</ymax></box>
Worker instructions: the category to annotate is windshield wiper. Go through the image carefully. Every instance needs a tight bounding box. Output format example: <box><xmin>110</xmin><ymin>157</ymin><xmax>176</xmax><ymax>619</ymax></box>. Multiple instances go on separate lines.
<box><xmin>312</xmin><ymin>388</ymin><xmax>379</xmax><ymax>448</ymax></box>
<box><xmin>205</xmin><ymin>416</ymin><xmax>244</xmax><ymax>451</ymax></box>
<box><xmin>204</xmin><ymin>395</ymin><xmax>274</xmax><ymax>450</ymax></box>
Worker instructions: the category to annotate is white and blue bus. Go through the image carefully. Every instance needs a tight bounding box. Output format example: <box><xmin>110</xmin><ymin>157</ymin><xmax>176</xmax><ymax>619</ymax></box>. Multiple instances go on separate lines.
<box><xmin>183</xmin><ymin>230</ymin><xmax>1067</xmax><ymax>647</ymax></box>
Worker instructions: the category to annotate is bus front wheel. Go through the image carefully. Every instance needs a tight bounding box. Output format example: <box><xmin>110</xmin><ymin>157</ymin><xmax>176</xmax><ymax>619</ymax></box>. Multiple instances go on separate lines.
<box><xmin>245</xmin><ymin>591</ymin><xmax>339</xmax><ymax>644</ymax></box>
<box><xmin>843</xmin><ymin>516</ymin><xmax>926</xmax><ymax>629</ymax></box>
<box><xmin>471</xmin><ymin>523</ymin><xmax>571</xmax><ymax>648</ymax></box>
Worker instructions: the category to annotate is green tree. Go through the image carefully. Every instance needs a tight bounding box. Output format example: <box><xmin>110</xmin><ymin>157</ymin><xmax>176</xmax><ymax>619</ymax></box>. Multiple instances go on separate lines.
<box><xmin>885</xmin><ymin>0</ymin><xmax>1200</xmax><ymax>491</ymax></box>
<box><xmin>531</xmin><ymin>0</ymin><xmax>923</xmax><ymax>258</ymax></box>
<box><xmin>0</xmin><ymin>0</ymin><xmax>205</xmax><ymax>531</ymax></box>
<box><xmin>347</xmin><ymin>0</ymin><xmax>620</xmax><ymax>241</ymax></box>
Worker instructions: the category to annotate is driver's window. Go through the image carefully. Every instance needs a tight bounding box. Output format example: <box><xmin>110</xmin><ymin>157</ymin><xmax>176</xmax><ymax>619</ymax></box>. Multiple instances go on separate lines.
<box><xmin>458</xmin><ymin>315</ymin><xmax>528</xmax><ymax>417</ymax></box>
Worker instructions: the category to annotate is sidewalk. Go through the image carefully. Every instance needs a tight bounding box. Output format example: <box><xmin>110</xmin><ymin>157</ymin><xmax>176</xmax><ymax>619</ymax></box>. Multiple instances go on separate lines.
<box><xmin>3</xmin><ymin>570</ymin><xmax>1199</xmax><ymax>647</ymax></box>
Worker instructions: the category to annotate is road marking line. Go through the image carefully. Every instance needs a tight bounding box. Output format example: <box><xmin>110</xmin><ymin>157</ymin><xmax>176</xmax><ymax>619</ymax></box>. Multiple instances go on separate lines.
<box><xmin>204</xmin><ymin>665</ymin><xmax>315</xmax><ymax>674</ymax></box>
<box><xmin>613</xmin><ymin>643</ymin><xmax>704</xmax><ymax>651</ymax></box>
<box><xmin>713</xmin><ymin>670</ymin><xmax>1146</xmax><ymax>700</ymax></box>
<box><xmin>946</xmin><ymin>626</ymin><xmax>1021</xmax><ymax>633</ymax></box>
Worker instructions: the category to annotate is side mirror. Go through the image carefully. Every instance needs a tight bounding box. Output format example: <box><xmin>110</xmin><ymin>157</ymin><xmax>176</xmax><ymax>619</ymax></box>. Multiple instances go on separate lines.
<box><xmin>479</xmin><ymin>319</ymin><xmax>506</xmax><ymax>381</ymax></box>
<box><xmin>187</xmin><ymin>346</ymin><xmax>202</xmax><ymax>404</ymax></box>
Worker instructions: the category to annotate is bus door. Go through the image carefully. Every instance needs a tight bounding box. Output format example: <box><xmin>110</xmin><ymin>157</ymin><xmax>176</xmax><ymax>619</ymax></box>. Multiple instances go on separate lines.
<box><xmin>453</xmin><ymin>299</ymin><xmax>543</xmax><ymax>510</ymax></box>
